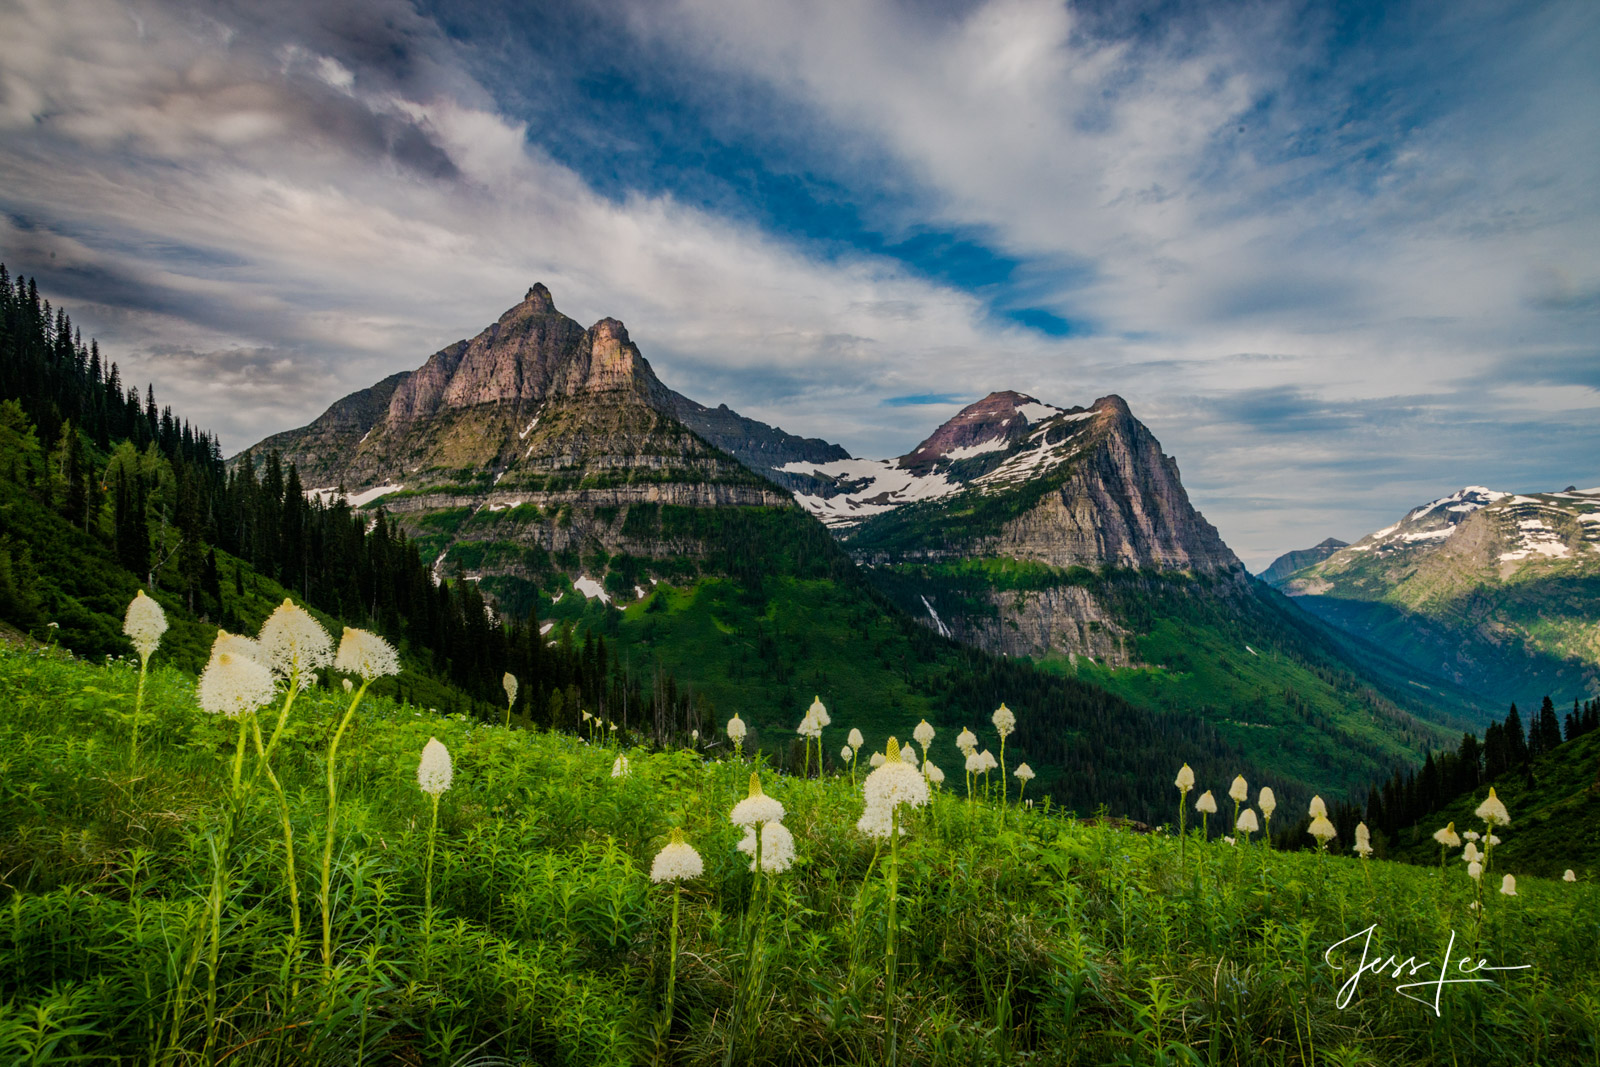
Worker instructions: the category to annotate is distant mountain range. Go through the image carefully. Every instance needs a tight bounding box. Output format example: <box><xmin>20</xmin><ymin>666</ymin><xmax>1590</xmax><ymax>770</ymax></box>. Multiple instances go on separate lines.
<box><xmin>1263</xmin><ymin>485</ymin><xmax>1600</xmax><ymax>712</ymax></box>
<box><xmin>237</xmin><ymin>285</ymin><xmax>1516</xmax><ymax>803</ymax></box>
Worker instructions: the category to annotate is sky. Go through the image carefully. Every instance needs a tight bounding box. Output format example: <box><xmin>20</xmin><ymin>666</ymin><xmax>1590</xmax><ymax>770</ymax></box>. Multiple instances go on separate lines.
<box><xmin>1</xmin><ymin>0</ymin><xmax>1596</xmax><ymax>569</ymax></box>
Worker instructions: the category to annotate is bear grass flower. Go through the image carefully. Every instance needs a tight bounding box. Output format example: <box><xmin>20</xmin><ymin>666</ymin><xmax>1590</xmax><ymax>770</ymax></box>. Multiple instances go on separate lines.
<box><xmin>1014</xmin><ymin>763</ymin><xmax>1035</xmax><ymax>806</ymax></box>
<box><xmin>333</xmin><ymin>627</ymin><xmax>400</xmax><ymax>682</ymax></box>
<box><xmin>196</xmin><ymin>651</ymin><xmax>277</xmax><ymax>722</ymax></box>
<box><xmin>737</xmin><ymin>821</ymin><xmax>796</xmax><ymax>874</ymax></box>
<box><xmin>1258</xmin><ymin>787</ymin><xmax>1276</xmax><ymax>848</ymax></box>
<box><xmin>991</xmin><ymin>703</ymin><xmax>1015</xmax><ymax>805</ymax></box>
<box><xmin>841</xmin><ymin>745</ymin><xmax>855</xmax><ymax>763</ymax></box>
<box><xmin>1195</xmin><ymin>789</ymin><xmax>1216</xmax><ymax>839</ymax></box>
<box><xmin>417</xmin><ymin>737</ymin><xmax>452</xmax><ymax>930</ymax></box>
<box><xmin>260</xmin><ymin>598</ymin><xmax>333</xmax><ymax>680</ymax></box>
<box><xmin>808</xmin><ymin>695</ymin><xmax>831</xmax><ymax>728</ymax></box>
<box><xmin>1308</xmin><ymin>814</ymin><xmax>1337</xmax><ymax>849</ymax></box>
<box><xmin>611</xmin><ymin>755</ymin><xmax>630</xmax><ymax>778</ymax></box>
<box><xmin>1236</xmin><ymin>808</ymin><xmax>1259</xmax><ymax>837</ymax></box>
<box><xmin>650</xmin><ymin>828</ymin><xmax>703</xmax><ymax>884</ymax></box>
<box><xmin>1475</xmin><ymin>787</ymin><xmax>1510</xmax><ymax>827</ymax></box>
<box><xmin>1499</xmin><ymin>873</ymin><xmax>1516</xmax><ymax>897</ymax></box>
<box><xmin>1308</xmin><ymin>795</ymin><xmax>1327</xmax><ymax>819</ymax></box>
<box><xmin>650</xmin><ymin>828</ymin><xmax>701</xmax><ymax>1061</ymax></box>
<box><xmin>503</xmin><ymin>672</ymin><xmax>518</xmax><ymax>727</ymax></box>
<box><xmin>730</xmin><ymin>772</ymin><xmax>784</xmax><ymax>828</ymax></box>
<box><xmin>417</xmin><ymin>737</ymin><xmax>453</xmax><ymax>796</ymax></box>
<box><xmin>955</xmin><ymin>728</ymin><xmax>977</xmax><ymax>756</ymax></box>
<box><xmin>122</xmin><ymin>590</ymin><xmax>168</xmax><ymax>763</ymax></box>
<box><xmin>848</xmin><ymin>727</ymin><xmax>864</xmax><ymax>750</ymax></box>
<box><xmin>924</xmin><ymin>762</ymin><xmax>944</xmax><ymax>788</ymax></box>
<box><xmin>1353</xmin><ymin>822</ymin><xmax>1373</xmax><ymax>858</ymax></box>
<box><xmin>123</xmin><ymin>589</ymin><xmax>167</xmax><ymax>661</ymax></box>
<box><xmin>1468</xmin><ymin>860</ymin><xmax>1483</xmax><ymax>881</ymax></box>
<box><xmin>913</xmin><ymin>719</ymin><xmax>935</xmax><ymax>749</ymax></box>
<box><xmin>1433</xmin><ymin>822</ymin><xmax>1460</xmax><ymax>848</ymax></box>
<box><xmin>1228</xmin><ymin>775</ymin><xmax>1248</xmax><ymax>839</ymax></box>
<box><xmin>1461</xmin><ymin>841</ymin><xmax>1480</xmax><ymax>863</ymax></box>
<box><xmin>727</xmin><ymin>713</ymin><xmax>747</xmax><ymax>758</ymax></box>
<box><xmin>871</xmin><ymin>752</ymin><xmax>886</xmax><ymax>768</ymax></box>
<box><xmin>1175</xmin><ymin>764</ymin><xmax>1195</xmax><ymax>862</ymax></box>
<box><xmin>1564</xmin><ymin>870</ymin><xmax>1577</xmax><ymax>882</ymax></box>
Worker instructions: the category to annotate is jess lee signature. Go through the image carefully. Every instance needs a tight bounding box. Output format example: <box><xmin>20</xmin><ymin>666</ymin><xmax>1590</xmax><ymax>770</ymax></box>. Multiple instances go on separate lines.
<box><xmin>1324</xmin><ymin>924</ymin><xmax>1530</xmax><ymax>1016</ymax></box>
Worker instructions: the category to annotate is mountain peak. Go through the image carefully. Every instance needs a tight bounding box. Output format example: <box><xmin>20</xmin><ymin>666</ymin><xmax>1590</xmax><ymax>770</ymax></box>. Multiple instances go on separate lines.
<box><xmin>523</xmin><ymin>283</ymin><xmax>556</xmax><ymax>312</ymax></box>
<box><xmin>902</xmin><ymin>390</ymin><xmax>1063</xmax><ymax>468</ymax></box>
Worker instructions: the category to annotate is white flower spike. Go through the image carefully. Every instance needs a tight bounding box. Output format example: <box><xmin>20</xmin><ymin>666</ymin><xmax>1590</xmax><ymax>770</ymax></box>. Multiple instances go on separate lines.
<box><xmin>333</xmin><ymin>626</ymin><xmax>400</xmax><ymax>681</ymax></box>
<box><xmin>196</xmin><ymin>651</ymin><xmax>276</xmax><ymax>720</ymax></box>
<box><xmin>738</xmin><ymin>821</ymin><xmax>796</xmax><ymax>873</ymax></box>
<box><xmin>417</xmin><ymin>737</ymin><xmax>453</xmax><ymax>796</ymax></box>
<box><xmin>729</xmin><ymin>773</ymin><xmax>785</xmax><ymax>827</ymax></box>
<box><xmin>260</xmin><ymin>599</ymin><xmax>333</xmax><ymax>679</ymax></box>
<box><xmin>650</xmin><ymin>829</ymin><xmax>703</xmax><ymax>884</ymax></box>
<box><xmin>123</xmin><ymin>590</ymin><xmax>168</xmax><ymax>660</ymax></box>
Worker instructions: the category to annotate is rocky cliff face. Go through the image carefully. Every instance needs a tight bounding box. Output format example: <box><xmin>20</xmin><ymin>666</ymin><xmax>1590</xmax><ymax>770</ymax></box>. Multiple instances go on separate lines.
<box><xmin>790</xmin><ymin>391</ymin><xmax>1243</xmax><ymax>662</ymax></box>
<box><xmin>235</xmin><ymin>286</ymin><xmax>807</xmax><ymax>608</ymax></box>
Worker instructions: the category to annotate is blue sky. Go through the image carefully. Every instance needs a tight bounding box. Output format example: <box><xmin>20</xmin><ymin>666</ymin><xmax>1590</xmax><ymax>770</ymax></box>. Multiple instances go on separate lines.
<box><xmin>1</xmin><ymin>0</ymin><xmax>1596</xmax><ymax>566</ymax></box>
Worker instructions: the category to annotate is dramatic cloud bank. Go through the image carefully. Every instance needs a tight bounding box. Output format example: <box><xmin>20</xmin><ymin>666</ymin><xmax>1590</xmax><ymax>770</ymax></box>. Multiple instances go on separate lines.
<box><xmin>1</xmin><ymin>0</ymin><xmax>1595</xmax><ymax>565</ymax></box>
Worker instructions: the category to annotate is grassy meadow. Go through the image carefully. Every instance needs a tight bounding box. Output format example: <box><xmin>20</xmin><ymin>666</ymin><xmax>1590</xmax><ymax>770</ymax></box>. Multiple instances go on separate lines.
<box><xmin>2</xmin><ymin>645</ymin><xmax>1598</xmax><ymax>1066</ymax></box>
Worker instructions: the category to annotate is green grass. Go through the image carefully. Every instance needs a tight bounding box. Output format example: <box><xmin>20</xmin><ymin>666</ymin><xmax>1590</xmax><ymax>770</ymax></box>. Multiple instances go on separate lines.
<box><xmin>3</xmin><ymin>647</ymin><xmax>1597</xmax><ymax>1065</ymax></box>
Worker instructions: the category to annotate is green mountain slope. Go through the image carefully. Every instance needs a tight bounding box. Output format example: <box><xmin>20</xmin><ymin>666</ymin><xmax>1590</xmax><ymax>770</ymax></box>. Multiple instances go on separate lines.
<box><xmin>1278</xmin><ymin>486</ymin><xmax>1600</xmax><ymax>714</ymax></box>
<box><xmin>1385</xmin><ymin>726</ymin><xmax>1600</xmax><ymax>880</ymax></box>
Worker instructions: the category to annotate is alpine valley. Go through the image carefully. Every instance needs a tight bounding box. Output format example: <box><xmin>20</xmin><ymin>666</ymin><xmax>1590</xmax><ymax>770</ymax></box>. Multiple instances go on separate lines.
<box><xmin>1264</xmin><ymin>486</ymin><xmax>1600</xmax><ymax>712</ymax></box>
<box><xmin>238</xmin><ymin>286</ymin><xmax>1492</xmax><ymax>815</ymax></box>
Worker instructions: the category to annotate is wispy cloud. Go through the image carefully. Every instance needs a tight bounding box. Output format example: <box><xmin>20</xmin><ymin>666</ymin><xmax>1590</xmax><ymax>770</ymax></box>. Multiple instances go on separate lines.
<box><xmin>0</xmin><ymin>0</ymin><xmax>1594</xmax><ymax>568</ymax></box>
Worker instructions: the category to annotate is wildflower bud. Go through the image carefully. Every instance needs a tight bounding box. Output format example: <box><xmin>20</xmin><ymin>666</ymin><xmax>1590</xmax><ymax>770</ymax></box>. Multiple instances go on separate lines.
<box><xmin>343</xmin><ymin>678</ymin><xmax>353</xmax><ymax>693</ymax></box>
<box><xmin>417</xmin><ymin>737</ymin><xmax>452</xmax><ymax>796</ymax></box>
<box><xmin>848</xmin><ymin>727</ymin><xmax>864</xmax><ymax>750</ymax></box>
<box><xmin>841</xmin><ymin>745</ymin><xmax>854</xmax><ymax>762</ymax></box>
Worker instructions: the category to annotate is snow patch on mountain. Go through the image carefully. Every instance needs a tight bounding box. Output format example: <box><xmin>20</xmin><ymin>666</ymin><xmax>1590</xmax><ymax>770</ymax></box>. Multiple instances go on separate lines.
<box><xmin>573</xmin><ymin>575</ymin><xmax>612</xmax><ymax>604</ymax></box>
